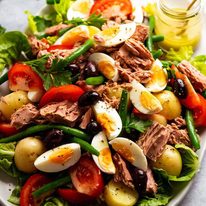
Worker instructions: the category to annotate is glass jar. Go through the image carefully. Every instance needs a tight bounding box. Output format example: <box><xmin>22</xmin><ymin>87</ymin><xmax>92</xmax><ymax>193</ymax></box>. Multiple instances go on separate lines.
<box><xmin>154</xmin><ymin>0</ymin><xmax>202</xmax><ymax>51</ymax></box>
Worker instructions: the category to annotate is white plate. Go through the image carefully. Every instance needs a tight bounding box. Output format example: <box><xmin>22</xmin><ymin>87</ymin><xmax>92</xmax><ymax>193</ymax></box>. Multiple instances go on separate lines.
<box><xmin>0</xmin><ymin>1</ymin><xmax>206</xmax><ymax>206</ymax></box>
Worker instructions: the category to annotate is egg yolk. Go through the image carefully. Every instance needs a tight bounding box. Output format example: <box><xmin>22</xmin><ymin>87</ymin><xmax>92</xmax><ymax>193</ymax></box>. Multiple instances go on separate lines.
<box><xmin>72</xmin><ymin>0</ymin><xmax>91</xmax><ymax>14</ymax></box>
<box><xmin>88</xmin><ymin>26</ymin><xmax>101</xmax><ymax>38</ymax></box>
<box><xmin>96</xmin><ymin>113</ymin><xmax>115</xmax><ymax>137</ymax></box>
<box><xmin>49</xmin><ymin>148</ymin><xmax>74</xmax><ymax>164</ymax></box>
<box><xmin>98</xmin><ymin>61</ymin><xmax>115</xmax><ymax>79</ymax></box>
<box><xmin>62</xmin><ymin>27</ymin><xmax>89</xmax><ymax>47</ymax></box>
<box><xmin>101</xmin><ymin>27</ymin><xmax>120</xmax><ymax>40</ymax></box>
<box><xmin>99</xmin><ymin>147</ymin><xmax>115</xmax><ymax>172</ymax></box>
<box><xmin>140</xmin><ymin>91</ymin><xmax>161</xmax><ymax>112</ymax></box>
<box><xmin>112</xmin><ymin>143</ymin><xmax>135</xmax><ymax>163</ymax></box>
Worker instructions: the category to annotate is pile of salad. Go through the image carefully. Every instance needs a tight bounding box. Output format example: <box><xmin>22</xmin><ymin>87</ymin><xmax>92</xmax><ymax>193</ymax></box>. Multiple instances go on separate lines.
<box><xmin>0</xmin><ymin>0</ymin><xmax>206</xmax><ymax>205</ymax></box>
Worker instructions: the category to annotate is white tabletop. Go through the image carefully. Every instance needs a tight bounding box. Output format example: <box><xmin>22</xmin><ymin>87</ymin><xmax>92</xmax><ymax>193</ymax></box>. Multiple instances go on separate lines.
<box><xmin>0</xmin><ymin>0</ymin><xmax>206</xmax><ymax>205</ymax></box>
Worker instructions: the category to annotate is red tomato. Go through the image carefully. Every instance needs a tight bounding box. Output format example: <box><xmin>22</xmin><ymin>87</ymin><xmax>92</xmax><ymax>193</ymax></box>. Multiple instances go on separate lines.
<box><xmin>47</xmin><ymin>45</ymin><xmax>73</xmax><ymax>52</ymax></box>
<box><xmin>132</xmin><ymin>108</ymin><xmax>141</xmax><ymax>115</ymax></box>
<box><xmin>0</xmin><ymin>124</ymin><xmax>17</xmax><ymax>136</ymax></box>
<box><xmin>58</xmin><ymin>189</ymin><xmax>94</xmax><ymax>205</ymax></box>
<box><xmin>193</xmin><ymin>94</ymin><xmax>206</xmax><ymax>127</ymax></box>
<box><xmin>70</xmin><ymin>155</ymin><xmax>104</xmax><ymax>197</ymax></box>
<box><xmin>8</xmin><ymin>63</ymin><xmax>43</xmax><ymax>92</ymax></box>
<box><xmin>39</xmin><ymin>84</ymin><xmax>84</xmax><ymax>107</ymax></box>
<box><xmin>172</xmin><ymin>65</ymin><xmax>201</xmax><ymax>109</ymax></box>
<box><xmin>20</xmin><ymin>174</ymin><xmax>51</xmax><ymax>206</ymax></box>
<box><xmin>90</xmin><ymin>0</ymin><xmax>132</xmax><ymax>17</ymax></box>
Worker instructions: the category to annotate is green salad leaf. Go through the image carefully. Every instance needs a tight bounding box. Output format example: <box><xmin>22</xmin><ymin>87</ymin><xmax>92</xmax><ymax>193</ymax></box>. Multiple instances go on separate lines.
<box><xmin>166</xmin><ymin>46</ymin><xmax>193</xmax><ymax>63</ymax></box>
<box><xmin>0</xmin><ymin>25</ymin><xmax>6</xmax><ymax>34</ymax></box>
<box><xmin>42</xmin><ymin>196</ymin><xmax>69</xmax><ymax>206</ymax></box>
<box><xmin>8</xmin><ymin>185</ymin><xmax>21</xmax><ymax>205</ymax></box>
<box><xmin>191</xmin><ymin>55</ymin><xmax>206</xmax><ymax>76</ymax></box>
<box><xmin>0</xmin><ymin>31</ymin><xmax>31</xmax><ymax>73</ymax></box>
<box><xmin>137</xmin><ymin>194</ymin><xmax>171</xmax><ymax>206</ymax></box>
<box><xmin>0</xmin><ymin>142</ymin><xmax>20</xmax><ymax>177</ymax></box>
<box><xmin>125</xmin><ymin>114</ymin><xmax>152</xmax><ymax>133</ymax></box>
<box><xmin>154</xmin><ymin>144</ymin><xmax>199</xmax><ymax>182</ymax></box>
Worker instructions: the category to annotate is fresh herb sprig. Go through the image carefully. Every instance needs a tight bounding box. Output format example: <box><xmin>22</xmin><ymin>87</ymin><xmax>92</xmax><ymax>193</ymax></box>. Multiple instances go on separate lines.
<box><xmin>67</xmin><ymin>14</ymin><xmax>106</xmax><ymax>29</ymax></box>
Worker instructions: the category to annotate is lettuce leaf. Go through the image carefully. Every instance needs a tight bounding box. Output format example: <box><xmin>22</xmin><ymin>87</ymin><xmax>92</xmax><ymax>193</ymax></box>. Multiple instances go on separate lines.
<box><xmin>0</xmin><ymin>25</ymin><xmax>6</xmax><ymax>34</ymax></box>
<box><xmin>0</xmin><ymin>142</ymin><xmax>21</xmax><ymax>177</ymax></box>
<box><xmin>0</xmin><ymin>31</ymin><xmax>31</xmax><ymax>73</ymax></box>
<box><xmin>42</xmin><ymin>196</ymin><xmax>69</xmax><ymax>206</ymax></box>
<box><xmin>154</xmin><ymin>144</ymin><xmax>199</xmax><ymax>182</ymax></box>
<box><xmin>166</xmin><ymin>46</ymin><xmax>193</xmax><ymax>63</ymax></box>
<box><xmin>8</xmin><ymin>185</ymin><xmax>21</xmax><ymax>205</ymax></box>
<box><xmin>137</xmin><ymin>194</ymin><xmax>171</xmax><ymax>206</ymax></box>
<box><xmin>191</xmin><ymin>55</ymin><xmax>206</xmax><ymax>76</ymax></box>
<box><xmin>143</xmin><ymin>3</ymin><xmax>156</xmax><ymax>16</ymax></box>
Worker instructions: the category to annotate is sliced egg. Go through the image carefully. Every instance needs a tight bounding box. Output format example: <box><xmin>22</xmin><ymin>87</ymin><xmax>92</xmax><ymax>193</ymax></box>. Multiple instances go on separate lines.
<box><xmin>27</xmin><ymin>89</ymin><xmax>44</xmax><ymax>102</ymax></box>
<box><xmin>130</xmin><ymin>80</ymin><xmax>162</xmax><ymax>114</ymax></box>
<box><xmin>145</xmin><ymin>59</ymin><xmax>167</xmax><ymax>92</ymax></box>
<box><xmin>34</xmin><ymin>143</ymin><xmax>81</xmax><ymax>173</ymax></box>
<box><xmin>89</xmin><ymin>53</ymin><xmax>119</xmax><ymax>81</ymax></box>
<box><xmin>110</xmin><ymin>137</ymin><xmax>147</xmax><ymax>171</ymax></box>
<box><xmin>131</xmin><ymin>0</ymin><xmax>144</xmax><ymax>23</ymax></box>
<box><xmin>96</xmin><ymin>22</ymin><xmax>136</xmax><ymax>47</ymax></box>
<box><xmin>91</xmin><ymin>132</ymin><xmax>116</xmax><ymax>174</ymax></box>
<box><xmin>67</xmin><ymin>0</ymin><xmax>94</xmax><ymax>20</ymax></box>
<box><xmin>93</xmin><ymin>101</ymin><xmax>122</xmax><ymax>140</ymax></box>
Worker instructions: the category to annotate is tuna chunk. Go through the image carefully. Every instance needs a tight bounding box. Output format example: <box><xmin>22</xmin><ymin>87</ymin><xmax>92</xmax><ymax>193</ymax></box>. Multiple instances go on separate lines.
<box><xmin>113</xmin><ymin>153</ymin><xmax>134</xmax><ymax>189</ymax></box>
<box><xmin>130</xmin><ymin>24</ymin><xmax>149</xmax><ymax>43</ymax></box>
<box><xmin>79</xmin><ymin>108</ymin><xmax>93</xmax><ymax>129</ymax></box>
<box><xmin>11</xmin><ymin>103</ymin><xmax>39</xmax><ymax>129</ymax></box>
<box><xmin>178</xmin><ymin>60</ymin><xmax>206</xmax><ymax>92</ymax></box>
<box><xmin>45</xmin><ymin>23</ymin><xmax>70</xmax><ymax>36</ymax></box>
<box><xmin>146</xmin><ymin>167</ymin><xmax>158</xmax><ymax>194</ymax></box>
<box><xmin>137</xmin><ymin>122</ymin><xmax>170</xmax><ymax>162</ymax></box>
<box><xmin>40</xmin><ymin>101</ymin><xmax>81</xmax><ymax>127</ymax></box>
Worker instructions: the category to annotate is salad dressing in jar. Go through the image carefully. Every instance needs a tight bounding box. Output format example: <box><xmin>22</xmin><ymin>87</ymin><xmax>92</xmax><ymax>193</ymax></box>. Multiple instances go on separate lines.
<box><xmin>154</xmin><ymin>0</ymin><xmax>202</xmax><ymax>51</ymax></box>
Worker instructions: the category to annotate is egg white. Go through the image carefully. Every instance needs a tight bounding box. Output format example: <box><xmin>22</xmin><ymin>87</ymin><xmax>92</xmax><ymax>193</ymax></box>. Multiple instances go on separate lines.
<box><xmin>110</xmin><ymin>137</ymin><xmax>148</xmax><ymax>171</ymax></box>
<box><xmin>131</xmin><ymin>0</ymin><xmax>144</xmax><ymax>23</ymax></box>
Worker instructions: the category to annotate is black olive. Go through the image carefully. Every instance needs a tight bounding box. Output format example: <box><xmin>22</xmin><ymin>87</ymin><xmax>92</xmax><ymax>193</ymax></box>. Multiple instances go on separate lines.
<box><xmin>173</xmin><ymin>78</ymin><xmax>187</xmax><ymax>99</ymax></box>
<box><xmin>68</xmin><ymin>64</ymin><xmax>80</xmax><ymax>75</ymax></box>
<box><xmin>86</xmin><ymin>120</ymin><xmax>102</xmax><ymax>135</ymax></box>
<box><xmin>78</xmin><ymin>91</ymin><xmax>100</xmax><ymax>107</ymax></box>
<box><xmin>83</xmin><ymin>61</ymin><xmax>99</xmax><ymax>78</ymax></box>
<box><xmin>43</xmin><ymin>129</ymin><xmax>64</xmax><ymax>149</ymax></box>
<box><xmin>131</xmin><ymin>168</ymin><xmax>147</xmax><ymax>194</ymax></box>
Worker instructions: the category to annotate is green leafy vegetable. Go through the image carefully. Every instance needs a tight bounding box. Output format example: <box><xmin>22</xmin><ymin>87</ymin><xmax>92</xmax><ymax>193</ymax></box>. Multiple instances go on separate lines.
<box><xmin>125</xmin><ymin>114</ymin><xmax>152</xmax><ymax>133</ymax></box>
<box><xmin>154</xmin><ymin>144</ymin><xmax>199</xmax><ymax>182</ymax></box>
<box><xmin>0</xmin><ymin>25</ymin><xmax>6</xmax><ymax>34</ymax></box>
<box><xmin>137</xmin><ymin>194</ymin><xmax>171</xmax><ymax>206</ymax></box>
<box><xmin>166</xmin><ymin>46</ymin><xmax>193</xmax><ymax>62</ymax></box>
<box><xmin>143</xmin><ymin>3</ymin><xmax>156</xmax><ymax>16</ymax></box>
<box><xmin>0</xmin><ymin>142</ymin><xmax>20</xmax><ymax>177</ymax></box>
<box><xmin>42</xmin><ymin>196</ymin><xmax>69</xmax><ymax>206</ymax></box>
<box><xmin>8</xmin><ymin>185</ymin><xmax>21</xmax><ymax>205</ymax></box>
<box><xmin>67</xmin><ymin>14</ymin><xmax>106</xmax><ymax>29</ymax></box>
<box><xmin>54</xmin><ymin>0</ymin><xmax>72</xmax><ymax>23</ymax></box>
<box><xmin>191</xmin><ymin>55</ymin><xmax>206</xmax><ymax>76</ymax></box>
<box><xmin>0</xmin><ymin>31</ymin><xmax>31</xmax><ymax>73</ymax></box>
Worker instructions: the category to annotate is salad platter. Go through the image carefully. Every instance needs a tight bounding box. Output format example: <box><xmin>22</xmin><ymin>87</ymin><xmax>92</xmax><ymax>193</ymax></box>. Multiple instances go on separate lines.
<box><xmin>0</xmin><ymin>0</ymin><xmax>206</xmax><ymax>206</ymax></box>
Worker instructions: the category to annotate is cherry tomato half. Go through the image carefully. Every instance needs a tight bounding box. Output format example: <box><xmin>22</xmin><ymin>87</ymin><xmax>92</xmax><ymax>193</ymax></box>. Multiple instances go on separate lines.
<box><xmin>8</xmin><ymin>63</ymin><xmax>43</xmax><ymax>92</ymax></box>
<box><xmin>0</xmin><ymin>123</ymin><xmax>17</xmax><ymax>137</ymax></box>
<box><xmin>70</xmin><ymin>155</ymin><xmax>104</xmax><ymax>197</ymax></box>
<box><xmin>47</xmin><ymin>45</ymin><xmax>73</xmax><ymax>52</ymax></box>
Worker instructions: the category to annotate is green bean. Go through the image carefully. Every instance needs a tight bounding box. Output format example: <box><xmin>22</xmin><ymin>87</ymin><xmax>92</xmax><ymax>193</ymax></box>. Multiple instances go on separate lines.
<box><xmin>152</xmin><ymin>35</ymin><xmax>164</xmax><ymax>42</ymax></box>
<box><xmin>152</xmin><ymin>49</ymin><xmax>163</xmax><ymax>59</ymax></box>
<box><xmin>0</xmin><ymin>125</ymin><xmax>90</xmax><ymax>143</ymax></box>
<box><xmin>33</xmin><ymin>176</ymin><xmax>70</xmax><ymax>198</ymax></box>
<box><xmin>185</xmin><ymin>110</ymin><xmax>200</xmax><ymax>150</ymax></box>
<box><xmin>71</xmin><ymin>137</ymin><xmax>99</xmax><ymax>156</ymax></box>
<box><xmin>58</xmin><ymin>27</ymin><xmax>71</xmax><ymax>36</ymax></box>
<box><xmin>46</xmin><ymin>0</ymin><xmax>60</xmax><ymax>4</ymax></box>
<box><xmin>0</xmin><ymin>71</ymin><xmax>8</xmax><ymax>85</ymax></box>
<box><xmin>146</xmin><ymin>15</ymin><xmax>155</xmax><ymax>52</ymax></box>
<box><xmin>65</xmin><ymin>39</ymin><xmax>94</xmax><ymax>64</ymax></box>
<box><xmin>85</xmin><ymin>75</ymin><xmax>105</xmax><ymax>85</ymax></box>
<box><xmin>118</xmin><ymin>90</ymin><xmax>129</xmax><ymax>127</ymax></box>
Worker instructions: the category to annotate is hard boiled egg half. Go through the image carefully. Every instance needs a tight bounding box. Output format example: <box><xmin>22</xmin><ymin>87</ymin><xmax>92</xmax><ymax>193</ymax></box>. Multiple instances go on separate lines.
<box><xmin>131</xmin><ymin>0</ymin><xmax>144</xmax><ymax>23</ymax></box>
<box><xmin>110</xmin><ymin>137</ymin><xmax>148</xmax><ymax>171</ymax></box>
<box><xmin>34</xmin><ymin>143</ymin><xmax>81</xmax><ymax>173</ymax></box>
<box><xmin>145</xmin><ymin>59</ymin><xmax>167</xmax><ymax>93</ymax></box>
<box><xmin>67</xmin><ymin>0</ymin><xmax>94</xmax><ymax>20</ymax></box>
<box><xmin>89</xmin><ymin>53</ymin><xmax>119</xmax><ymax>81</ymax></box>
<box><xmin>93</xmin><ymin>100</ymin><xmax>122</xmax><ymax>140</ymax></box>
<box><xmin>130</xmin><ymin>80</ymin><xmax>162</xmax><ymax>114</ymax></box>
<box><xmin>91</xmin><ymin>132</ymin><xmax>116</xmax><ymax>174</ymax></box>
<box><xmin>96</xmin><ymin>22</ymin><xmax>136</xmax><ymax>47</ymax></box>
<box><xmin>55</xmin><ymin>25</ymin><xmax>100</xmax><ymax>47</ymax></box>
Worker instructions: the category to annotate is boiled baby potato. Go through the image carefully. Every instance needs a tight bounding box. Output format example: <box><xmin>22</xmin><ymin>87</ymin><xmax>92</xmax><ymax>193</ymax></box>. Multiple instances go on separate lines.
<box><xmin>154</xmin><ymin>90</ymin><xmax>181</xmax><ymax>120</ymax></box>
<box><xmin>104</xmin><ymin>180</ymin><xmax>138</xmax><ymax>206</ymax></box>
<box><xmin>14</xmin><ymin>137</ymin><xmax>45</xmax><ymax>173</ymax></box>
<box><xmin>0</xmin><ymin>91</ymin><xmax>30</xmax><ymax>120</ymax></box>
<box><xmin>153</xmin><ymin>144</ymin><xmax>182</xmax><ymax>176</ymax></box>
<box><xmin>149</xmin><ymin>114</ymin><xmax>167</xmax><ymax>126</ymax></box>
